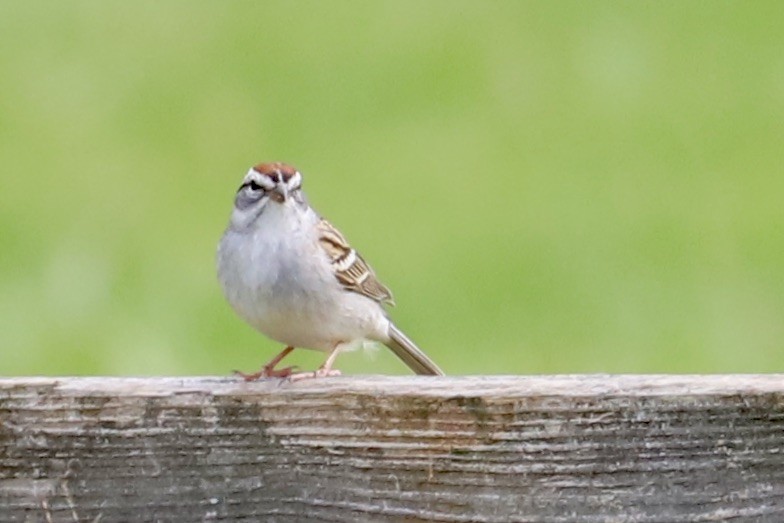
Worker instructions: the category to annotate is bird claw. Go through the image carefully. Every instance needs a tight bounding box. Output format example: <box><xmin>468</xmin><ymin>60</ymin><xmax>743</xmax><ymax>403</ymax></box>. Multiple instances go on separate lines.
<box><xmin>288</xmin><ymin>368</ymin><xmax>342</xmax><ymax>382</ymax></box>
<box><xmin>233</xmin><ymin>365</ymin><xmax>298</xmax><ymax>381</ymax></box>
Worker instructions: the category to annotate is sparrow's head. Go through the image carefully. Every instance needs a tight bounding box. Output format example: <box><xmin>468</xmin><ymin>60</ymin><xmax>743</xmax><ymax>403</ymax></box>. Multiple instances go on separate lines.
<box><xmin>233</xmin><ymin>162</ymin><xmax>306</xmax><ymax>215</ymax></box>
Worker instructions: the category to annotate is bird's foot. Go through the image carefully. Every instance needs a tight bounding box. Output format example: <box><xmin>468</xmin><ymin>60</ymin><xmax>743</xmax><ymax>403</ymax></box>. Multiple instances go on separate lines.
<box><xmin>288</xmin><ymin>368</ymin><xmax>342</xmax><ymax>382</ymax></box>
<box><xmin>233</xmin><ymin>365</ymin><xmax>297</xmax><ymax>381</ymax></box>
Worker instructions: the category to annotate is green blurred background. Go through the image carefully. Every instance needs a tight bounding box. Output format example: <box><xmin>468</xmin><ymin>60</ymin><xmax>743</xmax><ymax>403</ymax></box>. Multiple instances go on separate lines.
<box><xmin>1</xmin><ymin>2</ymin><xmax>783</xmax><ymax>376</ymax></box>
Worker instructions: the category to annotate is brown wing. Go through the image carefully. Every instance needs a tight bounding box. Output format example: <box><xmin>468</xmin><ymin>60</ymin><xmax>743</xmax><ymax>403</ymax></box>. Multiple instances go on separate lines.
<box><xmin>317</xmin><ymin>219</ymin><xmax>395</xmax><ymax>306</ymax></box>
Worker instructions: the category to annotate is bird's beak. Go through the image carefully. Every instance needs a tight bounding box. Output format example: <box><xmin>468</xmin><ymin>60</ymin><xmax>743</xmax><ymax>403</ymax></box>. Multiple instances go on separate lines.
<box><xmin>270</xmin><ymin>184</ymin><xmax>287</xmax><ymax>203</ymax></box>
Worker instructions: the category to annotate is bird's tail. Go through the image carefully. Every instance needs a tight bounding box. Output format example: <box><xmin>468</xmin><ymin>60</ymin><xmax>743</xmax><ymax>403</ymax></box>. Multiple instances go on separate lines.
<box><xmin>384</xmin><ymin>323</ymin><xmax>444</xmax><ymax>376</ymax></box>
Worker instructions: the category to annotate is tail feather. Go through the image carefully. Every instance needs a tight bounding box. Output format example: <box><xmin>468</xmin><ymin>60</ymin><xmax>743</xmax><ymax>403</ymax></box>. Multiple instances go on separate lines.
<box><xmin>384</xmin><ymin>323</ymin><xmax>444</xmax><ymax>376</ymax></box>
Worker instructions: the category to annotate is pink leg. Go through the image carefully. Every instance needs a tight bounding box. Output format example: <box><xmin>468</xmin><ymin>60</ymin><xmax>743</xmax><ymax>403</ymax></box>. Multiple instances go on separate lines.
<box><xmin>234</xmin><ymin>346</ymin><xmax>296</xmax><ymax>381</ymax></box>
<box><xmin>289</xmin><ymin>344</ymin><xmax>343</xmax><ymax>382</ymax></box>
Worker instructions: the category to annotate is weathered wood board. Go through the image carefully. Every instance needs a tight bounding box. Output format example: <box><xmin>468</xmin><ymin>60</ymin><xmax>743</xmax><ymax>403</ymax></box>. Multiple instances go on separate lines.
<box><xmin>2</xmin><ymin>375</ymin><xmax>783</xmax><ymax>521</ymax></box>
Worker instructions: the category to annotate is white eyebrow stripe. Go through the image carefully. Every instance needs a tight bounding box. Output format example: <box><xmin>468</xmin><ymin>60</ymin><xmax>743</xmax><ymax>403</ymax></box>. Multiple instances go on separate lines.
<box><xmin>288</xmin><ymin>170</ymin><xmax>302</xmax><ymax>189</ymax></box>
<box><xmin>245</xmin><ymin>169</ymin><xmax>276</xmax><ymax>190</ymax></box>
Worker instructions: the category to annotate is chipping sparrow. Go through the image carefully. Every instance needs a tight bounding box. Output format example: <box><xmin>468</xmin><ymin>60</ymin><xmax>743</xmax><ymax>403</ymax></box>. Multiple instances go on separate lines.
<box><xmin>217</xmin><ymin>162</ymin><xmax>444</xmax><ymax>380</ymax></box>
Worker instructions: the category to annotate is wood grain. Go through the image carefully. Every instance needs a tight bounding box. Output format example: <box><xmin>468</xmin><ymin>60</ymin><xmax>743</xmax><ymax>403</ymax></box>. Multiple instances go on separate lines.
<box><xmin>2</xmin><ymin>375</ymin><xmax>784</xmax><ymax>522</ymax></box>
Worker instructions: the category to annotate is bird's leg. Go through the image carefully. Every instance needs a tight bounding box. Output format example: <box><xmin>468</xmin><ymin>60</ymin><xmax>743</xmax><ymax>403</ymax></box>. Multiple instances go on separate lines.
<box><xmin>289</xmin><ymin>344</ymin><xmax>343</xmax><ymax>382</ymax></box>
<box><xmin>234</xmin><ymin>346</ymin><xmax>296</xmax><ymax>381</ymax></box>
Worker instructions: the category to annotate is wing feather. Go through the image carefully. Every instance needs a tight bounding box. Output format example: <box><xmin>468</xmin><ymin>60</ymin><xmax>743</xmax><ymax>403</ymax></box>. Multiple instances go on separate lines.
<box><xmin>317</xmin><ymin>219</ymin><xmax>395</xmax><ymax>305</ymax></box>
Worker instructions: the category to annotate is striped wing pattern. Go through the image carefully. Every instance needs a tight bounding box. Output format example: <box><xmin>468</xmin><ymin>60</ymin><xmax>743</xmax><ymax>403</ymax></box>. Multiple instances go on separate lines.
<box><xmin>317</xmin><ymin>219</ymin><xmax>395</xmax><ymax>306</ymax></box>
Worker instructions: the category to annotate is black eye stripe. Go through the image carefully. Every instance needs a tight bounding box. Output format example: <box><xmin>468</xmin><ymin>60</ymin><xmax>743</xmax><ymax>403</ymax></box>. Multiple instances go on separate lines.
<box><xmin>238</xmin><ymin>180</ymin><xmax>267</xmax><ymax>192</ymax></box>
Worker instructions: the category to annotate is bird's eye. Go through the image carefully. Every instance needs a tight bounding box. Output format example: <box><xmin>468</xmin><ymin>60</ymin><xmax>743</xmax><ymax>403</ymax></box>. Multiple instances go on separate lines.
<box><xmin>237</xmin><ymin>180</ymin><xmax>265</xmax><ymax>193</ymax></box>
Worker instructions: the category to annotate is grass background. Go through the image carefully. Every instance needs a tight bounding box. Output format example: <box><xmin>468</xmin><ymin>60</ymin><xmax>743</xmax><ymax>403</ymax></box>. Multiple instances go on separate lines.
<box><xmin>1</xmin><ymin>2</ymin><xmax>783</xmax><ymax>376</ymax></box>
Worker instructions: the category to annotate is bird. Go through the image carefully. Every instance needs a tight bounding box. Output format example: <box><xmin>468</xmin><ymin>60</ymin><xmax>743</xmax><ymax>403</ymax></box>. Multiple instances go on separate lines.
<box><xmin>216</xmin><ymin>162</ymin><xmax>444</xmax><ymax>380</ymax></box>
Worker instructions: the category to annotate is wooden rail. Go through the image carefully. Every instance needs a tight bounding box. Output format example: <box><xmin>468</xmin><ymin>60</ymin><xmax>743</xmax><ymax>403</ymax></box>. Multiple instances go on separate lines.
<box><xmin>2</xmin><ymin>375</ymin><xmax>783</xmax><ymax>521</ymax></box>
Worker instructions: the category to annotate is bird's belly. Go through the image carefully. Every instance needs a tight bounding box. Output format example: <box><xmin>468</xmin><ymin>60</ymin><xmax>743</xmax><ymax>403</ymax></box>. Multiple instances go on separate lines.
<box><xmin>249</xmin><ymin>288</ymin><xmax>384</xmax><ymax>351</ymax></box>
<box><xmin>252</xmin><ymin>287</ymin><xmax>338</xmax><ymax>351</ymax></box>
<box><xmin>220</xmin><ymin>230</ymin><xmax>385</xmax><ymax>350</ymax></box>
